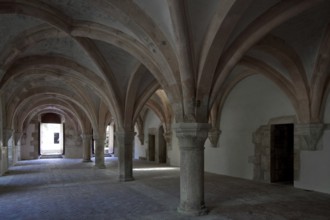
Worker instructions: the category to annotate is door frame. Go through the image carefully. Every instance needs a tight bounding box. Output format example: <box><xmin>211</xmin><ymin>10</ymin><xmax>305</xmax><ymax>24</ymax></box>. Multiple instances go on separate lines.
<box><xmin>251</xmin><ymin>116</ymin><xmax>298</xmax><ymax>183</ymax></box>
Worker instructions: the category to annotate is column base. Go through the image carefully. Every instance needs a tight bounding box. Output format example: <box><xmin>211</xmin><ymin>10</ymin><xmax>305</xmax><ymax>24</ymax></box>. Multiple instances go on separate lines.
<box><xmin>94</xmin><ymin>164</ymin><xmax>106</xmax><ymax>169</ymax></box>
<box><xmin>82</xmin><ymin>159</ymin><xmax>92</xmax><ymax>163</ymax></box>
<box><xmin>177</xmin><ymin>204</ymin><xmax>208</xmax><ymax>216</ymax></box>
<box><xmin>119</xmin><ymin>175</ymin><xmax>134</xmax><ymax>182</ymax></box>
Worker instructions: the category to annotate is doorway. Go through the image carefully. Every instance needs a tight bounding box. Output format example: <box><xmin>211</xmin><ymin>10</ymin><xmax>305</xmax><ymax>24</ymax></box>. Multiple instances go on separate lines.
<box><xmin>40</xmin><ymin>123</ymin><xmax>64</xmax><ymax>155</ymax></box>
<box><xmin>271</xmin><ymin>124</ymin><xmax>294</xmax><ymax>184</ymax></box>
<box><xmin>105</xmin><ymin>123</ymin><xmax>114</xmax><ymax>156</ymax></box>
<box><xmin>148</xmin><ymin>134</ymin><xmax>155</xmax><ymax>161</ymax></box>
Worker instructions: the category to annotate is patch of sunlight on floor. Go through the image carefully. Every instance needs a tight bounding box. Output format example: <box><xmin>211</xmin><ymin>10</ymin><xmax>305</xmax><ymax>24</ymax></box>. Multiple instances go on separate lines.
<box><xmin>133</xmin><ymin>167</ymin><xmax>179</xmax><ymax>171</ymax></box>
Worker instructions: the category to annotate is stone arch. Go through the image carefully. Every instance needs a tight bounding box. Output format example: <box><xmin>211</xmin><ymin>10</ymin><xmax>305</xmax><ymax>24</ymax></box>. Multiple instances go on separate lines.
<box><xmin>19</xmin><ymin>103</ymin><xmax>85</xmax><ymax>137</ymax></box>
<box><xmin>7</xmin><ymin>88</ymin><xmax>97</xmax><ymax>135</ymax></box>
<box><xmin>210</xmin><ymin>58</ymin><xmax>300</xmax><ymax>137</ymax></box>
<box><xmin>210</xmin><ymin>0</ymin><xmax>323</xmax><ymax>107</ymax></box>
<box><xmin>310</xmin><ymin>25</ymin><xmax>330</xmax><ymax>122</ymax></box>
<box><xmin>0</xmin><ymin>57</ymin><xmax>118</xmax><ymax>130</ymax></box>
<box><xmin>0</xmin><ymin>1</ymin><xmax>183</xmax><ymax>128</ymax></box>
<box><xmin>197</xmin><ymin>0</ymin><xmax>253</xmax><ymax>119</ymax></box>
<box><xmin>71</xmin><ymin>22</ymin><xmax>181</xmax><ymax>111</ymax></box>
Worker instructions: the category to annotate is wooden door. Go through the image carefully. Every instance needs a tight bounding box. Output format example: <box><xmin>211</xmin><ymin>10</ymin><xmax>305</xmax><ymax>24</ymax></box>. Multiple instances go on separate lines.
<box><xmin>271</xmin><ymin>124</ymin><xmax>294</xmax><ymax>183</ymax></box>
<box><xmin>158</xmin><ymin>127</ymin><xmax>167</xmax><ymax>163</ymax></box>
<box><xmin>148</xmin><ymin>134</ymin><xmax>155</xmax><ymax>161</ymax></box>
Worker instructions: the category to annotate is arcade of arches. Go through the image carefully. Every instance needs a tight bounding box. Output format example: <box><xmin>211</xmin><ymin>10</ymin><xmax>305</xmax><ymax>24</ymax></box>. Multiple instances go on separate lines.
<box><xmin>1</xmin><ymin>0</ymin><xmax>330</xmax><ymax>216</ymax></box>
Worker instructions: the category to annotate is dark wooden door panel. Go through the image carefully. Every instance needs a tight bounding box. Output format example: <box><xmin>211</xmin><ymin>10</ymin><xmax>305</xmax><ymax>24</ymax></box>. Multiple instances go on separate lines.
<box><xmin>149</xmin><ymin>135</ymin><xmax>155</xmax><ymax>161</ymax></box>
<box><xmin>271</xmin><ymin>124</ymin><xmax>294</xmax><ymax>183</ymax></box>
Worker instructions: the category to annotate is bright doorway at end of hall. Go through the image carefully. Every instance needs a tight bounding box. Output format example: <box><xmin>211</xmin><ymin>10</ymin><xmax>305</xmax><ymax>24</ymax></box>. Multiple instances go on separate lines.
<box><xmin>40</xmin><ymin>123</ymin><xmax>64</xmax><ymax>155</ymax></box>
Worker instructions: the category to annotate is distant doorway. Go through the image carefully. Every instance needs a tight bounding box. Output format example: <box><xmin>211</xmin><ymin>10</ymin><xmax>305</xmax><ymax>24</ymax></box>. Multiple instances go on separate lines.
<box><xmin>40</xmin><ymin>123</ymin><xmax>64</xmax><ymax>155</ymax></box>
<box><xmin>271</xmin><ymin>124</ymin><xmax>294</xmax><ymax>184</ymax></box>
<box><xmin>105</xmin><ymin>123</ymin><xmax>114</xmax><ymax>155</ymax></box>
<box><xmin>148</xmin><ymin>134</ymin><xmax>155</xmax><ymax>161</ymax></box>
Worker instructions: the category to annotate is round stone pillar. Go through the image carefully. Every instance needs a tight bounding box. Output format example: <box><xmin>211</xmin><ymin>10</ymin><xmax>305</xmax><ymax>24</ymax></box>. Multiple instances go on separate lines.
<box><xmin>94</xmin><ymin>135</ymin><xmax>105</xmax><ymax>169</ymax></box>
<box><xmin>115</xmin><ymin>131</ymin><xmax>135</xmax><ymax>182</ymax></box>
<box><xmin>81</xmin><ymin>134</ymin><xmax>92</xmax><ymax>162</ymax></box>
<box><xmin>174</xmin><ymin>123</ymin><xmax>210</xmax><ymax>216</ymax></box>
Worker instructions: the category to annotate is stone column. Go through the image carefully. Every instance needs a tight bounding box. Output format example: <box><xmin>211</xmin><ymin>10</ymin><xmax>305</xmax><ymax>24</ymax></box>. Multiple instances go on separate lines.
<box><xmin>174</xmin><ymin>123</ymin><xmax>210</xmax><ymax>216</ymax></box>
<box><xmin>81</xmin><ymin>134</ymin><xmax>92</xmax><ymax>162</ymax></box>
<box><xmin>3</xmin><ymin>129</ymin><xmax>13</xmax><ymax>168</ymax></box>
<box><xmin>14</xmin><ymin>132</ymin><xmax>23</xmax><ymax>164</ymax></box>
<box><xmin>116</xmin><ymin>131</ymin><xmax>135</xmax><ymax>182</ymax></box>
<box><xmin>0</xmin><ymin>147</ymin><xmax>8</xmax><ymax>175</ymax></box>
<box><xmin>94</xmin><ymin>134</ymin><xmax>105</xmax><ymax>168</ymax></box>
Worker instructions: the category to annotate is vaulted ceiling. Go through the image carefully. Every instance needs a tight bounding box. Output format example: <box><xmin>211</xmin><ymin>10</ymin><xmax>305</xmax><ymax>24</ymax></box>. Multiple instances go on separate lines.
<box><xmin>0</xmin><ymin>0</ymin><xmax>329</xmax><ymax>135</ymax></box>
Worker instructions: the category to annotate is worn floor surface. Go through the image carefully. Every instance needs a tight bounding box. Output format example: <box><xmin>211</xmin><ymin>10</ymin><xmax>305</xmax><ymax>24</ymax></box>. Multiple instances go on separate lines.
<box><xmin>0</xmin><ymin>158</ymin><xmax>330</xmax><ymax>220</ymax></box>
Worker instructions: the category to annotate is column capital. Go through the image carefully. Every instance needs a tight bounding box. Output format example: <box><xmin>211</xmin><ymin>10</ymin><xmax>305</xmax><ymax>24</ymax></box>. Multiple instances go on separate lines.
<box><xmin>93</xmin><ymin>133</ymin><xmax>105</xmax><ymax>141</ymax></box>
<box><xmin>208</xmin><ymin>128</ymin><xmax>221</xmax><ymax>147</ymax></box>
<box><xmin>14</xmin><ymin>132</ymin><xmax>23</xmax><ymax>145</ymax></box>
<box><xmin>174</xmin><ymin>123</ymin><xmax>210</xmax><ymax>137</ymax></box>
<box><xmin>115</xmin><ymin>131</ymin><xmax>136</xmax><ymax>143</ymax></box>
<box><xmin>163</xmin><ymin>131</ymin><xmax>172</xmax><ymax>144</ymax></box>
<box><xmin>295</xmin><ymin>123</ymin><xmax>325</xmax><ymax>150</ymax></box>
<box><xmin>3</xmin><ymin>129</ymin><xmax>13</xmax><ymax>144</ymax></box>
<box><xmin>174</xmin><ymin>123</ymin><xmax>210</xmax><ymax>151</ymax></box>
<box><xmin>137</xmin><ymin>133</ymin><xmax>144</xmax><ymax>145</ymax></box>
<box><xmin>115</xmin><ymin>131</ymin><xmax>136</xmax><ymax>137</ymax></box>
<box><xmin>81</xmin><ymin>133</ymin><xmax>93</xmax><ymax>140</ymax></box>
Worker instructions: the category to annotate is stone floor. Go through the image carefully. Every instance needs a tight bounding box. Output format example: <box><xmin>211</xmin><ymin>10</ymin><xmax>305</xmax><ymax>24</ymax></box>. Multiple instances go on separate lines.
<box><xmin>0</xmin><ymin>158</ymin><xmax>330</xmax><ymax>220</ymax></box>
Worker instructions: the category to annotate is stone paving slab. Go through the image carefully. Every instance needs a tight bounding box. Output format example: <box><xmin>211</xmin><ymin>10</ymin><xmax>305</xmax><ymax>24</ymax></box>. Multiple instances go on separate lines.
<box><xmin>0</xmin><ymin>158</ymin><xmax>330</xmax><ymax>220</ymax></box>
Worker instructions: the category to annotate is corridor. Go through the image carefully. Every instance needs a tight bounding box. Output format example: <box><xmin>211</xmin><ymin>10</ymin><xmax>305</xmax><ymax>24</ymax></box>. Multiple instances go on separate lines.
<box><xmin>0</xmin><ymin>158</ymin><xmax>330</xmax><ymax>219</ymax></box>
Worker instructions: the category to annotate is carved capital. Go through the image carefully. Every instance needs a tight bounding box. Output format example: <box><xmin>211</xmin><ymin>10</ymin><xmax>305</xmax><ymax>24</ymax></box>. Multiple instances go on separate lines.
<box><xmin>115</xmin><ymin>131</ymin><xmax>136</xmax><ymax>145</ymax></box>
<box><xmin>3</xmin><ymin>129</ymin><xmax>13</xmax><ymax>144</ymax></box>
<box><xmin>174</xmin><ymin>123</ymin><xmax>210</xmax><ymax>151</ymax></box>
<box><xmin>295</xmin><ymin>123</ymin><xmax>324</xmax><ymax>151</ymax></box>
<box><xmin>1</xmin><ymin>146</ymin><xmax>8</xmax><ymax>156</ymax></box>
<box><xmin>93</xmin><ymin>133</ymin><xmax>106</xmax><ymax>141</ymax></box>
<box><xmin>208</xmin><ymin>128</ymin><xmax>221</xmax><ymax>147</ymax></box>
<box><xmin>14</xmin><ymin>132</ymin><xmax>23</xmax><ymax>145</ymax></box>
<box><xmin>81</xmin><ymin>133</ymin><xmax>93</xmax><ymax>141</ymax></box>
<box><xmin>163</xmin><ymin>131</ymin><xmax>172</xmax><ymax>144</ymax></box>
<box><xmin>137</xmin><ymin>133</ymin><xmax>144</xmax><ymax>145</ymax></box>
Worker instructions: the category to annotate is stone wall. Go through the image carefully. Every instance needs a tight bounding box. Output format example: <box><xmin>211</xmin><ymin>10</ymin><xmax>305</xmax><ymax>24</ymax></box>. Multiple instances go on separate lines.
<box><xmin>21</xmin><ymin>123</ymin><xmax>39</xmax><ymax>160</ymax></box>
<box><xmin>204</xmin><ymin>75</ymin><xmax>295</xmax><ymax>179</ymax></box>
<box><xmin>20</xmin><ymin>121</ymin><xmax>83</xmax><ymax>159</ymax></box>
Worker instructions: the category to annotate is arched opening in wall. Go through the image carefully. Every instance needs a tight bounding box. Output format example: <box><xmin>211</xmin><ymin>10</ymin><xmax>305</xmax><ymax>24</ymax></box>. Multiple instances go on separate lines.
<box><xmin>105</xmin><ymin>123</ymin><xmax>114</xmax><ymax>156</ymax></box>
<box><xmin>39</xmin><ymin>113</ymin><xmax>64</xmax><ymax>157</ymax></box>
<box><xmin>271</xmin><ymin>124</ymin><xmax>294</xmax><ymax>184</ymax></box>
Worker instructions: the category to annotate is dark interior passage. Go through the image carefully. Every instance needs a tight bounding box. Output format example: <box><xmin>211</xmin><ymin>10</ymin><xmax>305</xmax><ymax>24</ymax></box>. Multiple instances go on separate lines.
<box><xmin>148</xmin><ymin>134</ymin><xmax>156</xmax><ymax>161</ymax></box>
<box><xmin>271</xmin><ymin>124</ymin><xmax>294</xmax><ymax>184</ymax></box>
